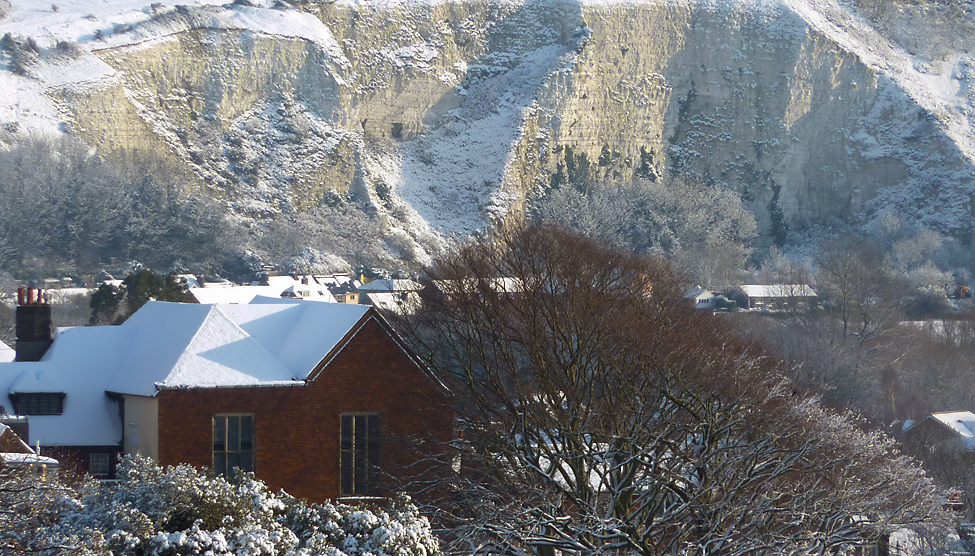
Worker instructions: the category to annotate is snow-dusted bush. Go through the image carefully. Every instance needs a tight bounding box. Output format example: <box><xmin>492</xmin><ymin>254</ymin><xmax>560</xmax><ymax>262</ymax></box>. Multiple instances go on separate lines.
<box><xmin>3</xmin><ymin>456</ymin><xmax>440</xmax><ymax>556</ymax></box>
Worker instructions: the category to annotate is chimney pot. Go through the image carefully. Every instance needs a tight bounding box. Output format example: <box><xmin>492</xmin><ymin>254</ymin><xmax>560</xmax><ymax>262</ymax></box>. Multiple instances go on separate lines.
<box><xmin>17</xmin><ymin>288</ymin><xmax>24</xmax><ymax>306</ymax></box>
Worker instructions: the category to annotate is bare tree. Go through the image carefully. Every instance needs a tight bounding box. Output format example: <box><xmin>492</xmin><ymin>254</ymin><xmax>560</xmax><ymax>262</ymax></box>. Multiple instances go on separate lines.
<box><xmin>402</xmin><ymin>224</ymin><xmax>949</xmax><ymax>556</ymax></box>
<box><xmin>816</xmin><ymin>237</ymin><xmax>904</xmax><ymax>347</ymax></box>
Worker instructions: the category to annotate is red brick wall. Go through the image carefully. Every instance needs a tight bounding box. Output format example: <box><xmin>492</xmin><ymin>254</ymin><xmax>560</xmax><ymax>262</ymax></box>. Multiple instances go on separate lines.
<box><xmin>156</xmin><ymin>317</ymin><xmax>453</xmax><ymax>503</ymax></box>
<box><xmin>47</xmin><ymin>446</ymin><xmax>121</xmax><ymax>481</ymax></box>
<box><xmin>0</xmin><ymin>428</ymin><xmax>30</xmax><ymax>453</ymax></box>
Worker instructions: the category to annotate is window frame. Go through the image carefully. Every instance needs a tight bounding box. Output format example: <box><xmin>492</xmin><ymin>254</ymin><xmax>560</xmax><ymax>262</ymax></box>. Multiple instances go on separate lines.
<box><xmin>339</xmin><ymin>412</ymin><xmax>382</xmax><ymax>497</ymax></box>
<box><xmin>11</xmin><ymin>392</ymin><xmax>65</xmax><ymax>415</ymax></box>
<box><xmin>212</xmin><ymin>413</ymin><xmax>255</xmax><ymax>477</ymax></box>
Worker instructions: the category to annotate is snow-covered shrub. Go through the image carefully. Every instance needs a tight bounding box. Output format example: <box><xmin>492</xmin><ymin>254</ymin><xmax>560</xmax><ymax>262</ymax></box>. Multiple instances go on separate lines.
<box><xmin>1</xmin><ymin>34</ymin><xmax>40</xmax><ymax>75</ymax></box>
<box><xmin>1</xmin><ymin>456</ymin><xmax>440</xmax><ymax>556</ymax></box>
<box><xmin>281</xmin><ymin>493</ymin><xmax>439</xmax><ymax>556</ymax></box>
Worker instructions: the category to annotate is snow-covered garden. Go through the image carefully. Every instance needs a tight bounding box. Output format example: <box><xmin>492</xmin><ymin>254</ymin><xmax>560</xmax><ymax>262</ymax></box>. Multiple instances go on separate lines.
<box><xmin>1</xmin><ymin>455</ymin><xmax>440</xmax><ymax>556</ymax></box>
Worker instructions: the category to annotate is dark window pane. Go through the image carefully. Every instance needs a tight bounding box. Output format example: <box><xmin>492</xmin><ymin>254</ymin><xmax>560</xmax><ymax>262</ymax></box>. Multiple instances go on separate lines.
<box><xmin>228</xmin><ymin>416</ymin><xmax>239</xmax><ymax>452</ymax></box>
<box><xmin>341</xmin><ymin>415</ymin><xmax>353</xmax><ymax>450</ymax></box>
<box><xmin>240</xmin><ymin>416</ymin><xmax>253</xmax><ymax>451</ymax></box>
<box><xmin>368</xmin><ymin>415</ymin><xmax>381</xmax><ymax>458</ymax></box>
<box><xmin>15</xmin><ymin>394</ymin><xmax>64</xmax><ymax>415</ymax></box>
<box><xmin>214</xmin><ymin>453</ymin><xmax>226</xmax><ymax>476</ymax></box>
<box><xmin>355</xmin><ymin>416</ymin><xmax>368</xmax><ymax>454</ymax></box>
<box><xmin>213</xmin><ymin>417</ymin><xmax>226</xmax><ymax>451</ymax></box>
<box><xmin>341</xmin><ymin>451</ymin><xmax>354</xmax><ymax>494</ymax></box>
<box><xmin>228</xmin><ymin>452</ymin><xmax>241</xmax><ymax>474</ymax></box>
<box><xmin>367</xmin><ymin>415</ymin><xmax>382</xmax><ymax>494</ymax></box>
<box><xmin>355</xmin><ymin>448</ymin><xmax>368</xmax><ymax>494</ymax></box>
<box><xmin>239</xmin><ymin>452</ymin><xmax>253</xmax><ymax>473</ymax></box>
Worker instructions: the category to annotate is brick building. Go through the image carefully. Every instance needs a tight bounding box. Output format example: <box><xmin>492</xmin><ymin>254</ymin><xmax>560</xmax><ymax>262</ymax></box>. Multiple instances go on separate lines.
<box><xmin>0</xmin><ymin>294</ymin><xmax>452</xmax><ymax>502</ymax></box>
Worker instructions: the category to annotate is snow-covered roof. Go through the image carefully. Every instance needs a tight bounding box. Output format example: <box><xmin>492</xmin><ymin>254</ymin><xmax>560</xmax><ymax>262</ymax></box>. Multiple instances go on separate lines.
<box><xmin>903</xmin><ymin>411</ymin><xmax>975</xmax><ymax>450</ymax></box>
<box><xmin>0</xmin><ymin>453</ymin><xmax>59</xmax><ymax>467</ymax></box>
<box><xmin>280</xmin><ymin>283</ymin><xmax>336</xmax><ymax>302</ymax></box>
<box><xmin>0</xmin><ymin>300</ymin><xmax>373</xmax><ymax>447</ymax></box>
<box><xmin>0</xmin><ymin>341</ymin><xmax>14</xmax><ymax>363</ymax></box>
<box><xmin>191</xmin><ymin>285</ymin><xmax>292</xmax><ymax>304</ymax></box>
<box><xmin>47</xmin><ymin>288</ymin><xmax>93</xmax><ymax>303</ymax></box>
<box><xmin>363</xmin><ymin>291</ymin><xmax>420</xmax><ymax>314</ymax></box>
<box><xmin>740</xmin><ymin>284</ymin><xmax>817</xmax><ymax>298</ymax></box>
<box><xmin>684</xmin><ymin>286</ymin><xmax>715</xmax><ymax>300</ymax></box>
<box><xmin>357</xmin><ymin>279</ymin><xmax>423</xmax><ymax>293</ymax></box>
<box><xmin>433</xmin><ymin>277</ymin><xmax>524</xmax><ymax>295</ymax></box>
<box><xmin>931</xmin><ymin>411</ymin><xmax>975</xmax><ymax>437</ymax></box>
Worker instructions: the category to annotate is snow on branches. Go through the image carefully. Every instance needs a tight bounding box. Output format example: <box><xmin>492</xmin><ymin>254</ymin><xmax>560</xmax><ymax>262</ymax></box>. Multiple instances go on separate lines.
<box><xmin>0</xmin><ymin>455</ymin><xmax>440</xmax><ymax>556</ymax></box>
<box><xmin>402</xmin><ymin>223</ymin><xmax>952</xmax><ymax>556</ymax></box>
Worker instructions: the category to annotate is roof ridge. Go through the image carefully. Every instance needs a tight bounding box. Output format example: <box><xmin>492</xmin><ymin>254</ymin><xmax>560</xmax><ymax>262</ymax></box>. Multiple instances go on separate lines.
<box><xmin>160</xmin><ymin>304</ymin><xmax>221</xmax><ymax>390</ymax></box>
<box><xmin>210</xmin><ymin>305</ymin><xmax>292</xmax><ymax>376</ymax></box>
<box><xmin>162</xmin><ymin>305</ymin><xmax>295</xmax><ymax>386</ymax></box>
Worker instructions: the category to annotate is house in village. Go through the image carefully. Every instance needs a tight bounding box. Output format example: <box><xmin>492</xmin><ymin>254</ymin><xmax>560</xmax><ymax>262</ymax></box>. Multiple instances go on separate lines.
<box><xmin>0</xmin><ymin>417</ymin><xmax>58</xmax><ymax>477</ymax></box>
<box><xmin>902</xmin><ymin>411</ymin><xmax>975</xmax><ymax>451</ymax></box>
<box><xmin>684</xmin><ymin>286</ymin><xmax>716</xmax><ymax>311</ymax></box>
<box><xmin>189</xmin><ymin>274</ymin><xmax>339</xmax><ymax>304</ymax></box>
<box><xmin>739</xmin><ymin>284</ymin><xmax>818</xmax><ymax>311</ymax></box>
<box><xmin>358</xmin><ymin>279</ymin><xmax>424</xmax><ymax>314</ymax></box>
<box><xmin>0</xmin><ymin>289</ymin><xmax>452</xmax><ymax>502</ymax></box>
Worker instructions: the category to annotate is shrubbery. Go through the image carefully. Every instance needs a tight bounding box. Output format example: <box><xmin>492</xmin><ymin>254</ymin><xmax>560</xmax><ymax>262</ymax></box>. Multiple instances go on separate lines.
<box><xmin>2</xmin><ymin>456</ymin><xmax>439</xmax><ymax>556</ymax></box>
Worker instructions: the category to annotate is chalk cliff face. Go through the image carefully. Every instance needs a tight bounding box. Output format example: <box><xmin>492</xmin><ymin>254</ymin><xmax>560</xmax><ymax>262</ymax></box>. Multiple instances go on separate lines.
<box><xmin>44</xmin><ymin>0</ymin><xmax>975</xmax><ymax>240</ymax></box>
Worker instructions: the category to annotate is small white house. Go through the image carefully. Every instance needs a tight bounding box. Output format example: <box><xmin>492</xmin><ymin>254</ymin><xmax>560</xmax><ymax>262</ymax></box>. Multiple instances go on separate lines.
<box><xmin>684</xmin><ymin>286</ymin><xmax>716</xmax><ymax>310</ymax></box>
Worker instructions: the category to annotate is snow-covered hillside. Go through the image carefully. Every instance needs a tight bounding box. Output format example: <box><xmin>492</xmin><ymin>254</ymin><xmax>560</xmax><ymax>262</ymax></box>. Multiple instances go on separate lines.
<box><xmin>2</xmin><ymin>0</ymin><xmax>975</xmax><ymax>245</ymax></box>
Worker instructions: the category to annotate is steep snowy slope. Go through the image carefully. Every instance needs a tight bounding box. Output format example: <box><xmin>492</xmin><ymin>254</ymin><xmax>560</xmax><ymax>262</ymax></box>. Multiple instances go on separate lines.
<box><xmin>1</xmin><ymin>0</ymin><xmax>974</xmax><ymax>243</ymax></box>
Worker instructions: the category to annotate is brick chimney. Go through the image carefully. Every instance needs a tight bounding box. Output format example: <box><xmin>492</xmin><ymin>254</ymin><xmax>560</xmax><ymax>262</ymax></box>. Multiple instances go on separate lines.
<box><xmin>15</xmin><ymin>287</ymin><xmax>53</xmax><ymax>362</ymax></box>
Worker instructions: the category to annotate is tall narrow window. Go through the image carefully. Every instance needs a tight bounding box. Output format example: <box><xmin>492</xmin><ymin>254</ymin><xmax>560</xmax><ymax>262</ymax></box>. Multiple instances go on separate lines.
<box><xmin>340</xmin><ymin>413</ymin><xmax>381</xmax><ymax>496</ymax></box>
<box><xmin>213</xmin><ymin>414</ymin><xmax>254</xmax><ymax>477</ymax></box>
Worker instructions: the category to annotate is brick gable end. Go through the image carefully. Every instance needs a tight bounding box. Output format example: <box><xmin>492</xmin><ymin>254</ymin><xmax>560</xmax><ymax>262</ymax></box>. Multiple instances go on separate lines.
<box><xmin>156</xmin><ymin>317</ymin><xmax>452</xmax><ymax>503</ymax></box>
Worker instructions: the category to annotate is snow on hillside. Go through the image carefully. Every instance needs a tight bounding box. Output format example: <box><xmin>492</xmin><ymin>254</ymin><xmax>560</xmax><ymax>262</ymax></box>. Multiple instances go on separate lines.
<box><xmin>785</xmin><ymin>0</ymin><xmax>975</xmax><ymax>160</ymax></box>
<box><xmin>0</xmin><ymin>0</ymin><xmax>343</xmax><ymax>138</ymax></box>
<box><xmin>376</xmin><ymin>44</ymin><xmax>579</xmax><ymax>234</ymax></box>
<box><xmin>3</xmin><ymin>0</ymin><xmax>975</xmax><ymax>237</ymax></box>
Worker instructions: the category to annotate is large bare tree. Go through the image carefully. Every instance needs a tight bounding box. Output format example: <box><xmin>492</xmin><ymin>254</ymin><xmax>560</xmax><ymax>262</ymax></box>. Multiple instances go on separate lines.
<box><xmin>402</xmin><ymin>224</ymin><xmax>949</xmax><ymax>556</ymax></box>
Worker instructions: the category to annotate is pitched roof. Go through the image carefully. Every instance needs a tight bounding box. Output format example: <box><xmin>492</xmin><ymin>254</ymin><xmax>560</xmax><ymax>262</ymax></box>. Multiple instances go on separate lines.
<box><xmin>190</xmin><ymin>284</ymin><xmax>293</xmax><ymax>304</ymax></box>
<box><xmin>357</xmin><ymin>279</ymin><xmax>423</xmax><ymax>293</ymax></box>
<box><xmin>905</xmin><ymin>411</ymin><xmax>975</xmax><ymax>450</ymax></box>
<box><xmin>932</xmin><ymin>411</ymin><xmax>975</xmax><ymax>436</ymax></box>
<box><xmin>740</xmin><ymin>284</ymin><xmax>817</xmax><ymax>298</ymax></box>
<box><xmin>684</xmin><ymin>286</ymin><xmax>715</xmax><ymax>300</ymax></box>
<box><xmin>0</xmin><ymin>300</ymin><xmax>373</xmax><ymax>447</ymax></box>
<box><xmin>362</xmin><ymin>291</ymin><xmax>421</xmax><ymax>314</ymax></box>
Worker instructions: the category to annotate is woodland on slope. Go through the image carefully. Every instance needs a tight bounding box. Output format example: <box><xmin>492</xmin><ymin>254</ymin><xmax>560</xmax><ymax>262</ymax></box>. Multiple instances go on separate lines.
<box><xmin>2</xmin><ymin>129</ymin><xmax>973</xmax><ymax>431</ymax></box>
